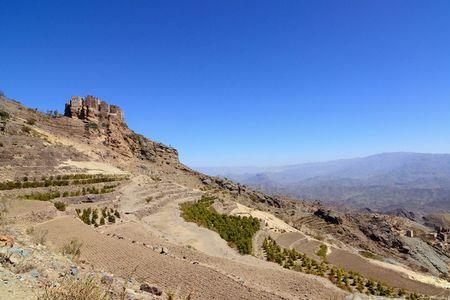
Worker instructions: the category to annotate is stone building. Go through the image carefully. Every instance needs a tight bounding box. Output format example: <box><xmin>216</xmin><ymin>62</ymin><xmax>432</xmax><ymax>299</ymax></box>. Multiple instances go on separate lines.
<box><xmin>64</xmin><ymin>95</ymin><xmax>124</xmax><ymax>123</ymax></box>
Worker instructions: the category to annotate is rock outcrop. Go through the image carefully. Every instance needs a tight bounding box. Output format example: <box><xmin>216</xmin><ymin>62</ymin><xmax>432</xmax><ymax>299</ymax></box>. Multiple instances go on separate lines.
<box><xmin>352</xmin><ymin>214</ymin><xmax>406</xmax><ymax>252</ymax></box>
<box><xmin>199</xmin><ymin>175</ymin><xmax>284</xmax><ymax>208</ymax></box>
<box><xmin>64</xmin><ymin>95</ymin><xmax>124</xmax><ymax>123</ymax></box>
<box><xmin>314</xmin><ymin>208</ymin><xmax>343</xmax><ymax>225</ymax></box>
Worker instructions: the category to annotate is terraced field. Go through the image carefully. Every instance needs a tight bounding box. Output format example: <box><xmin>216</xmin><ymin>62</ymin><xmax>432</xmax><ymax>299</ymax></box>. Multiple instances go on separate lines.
<box><xmin>36</xmin><ymin>217</ymin><xmax>280</xmax><ymax>300</ymax></box>
<box><xmin>275</xmin><ymin>231</ymin><xmax>448</xmax><ymax>296</ymax></box>
<box><xmin>30</xmin><ymin>176</ymin><xmax>346</xmax><ymax>300</ymax></box>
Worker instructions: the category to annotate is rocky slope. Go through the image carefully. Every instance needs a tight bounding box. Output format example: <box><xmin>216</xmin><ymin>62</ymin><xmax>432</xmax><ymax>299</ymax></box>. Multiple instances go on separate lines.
<box><xmin>1</xmin><ymin>94</ymin><xmax>450</xmax><ymax>299</ymax></box>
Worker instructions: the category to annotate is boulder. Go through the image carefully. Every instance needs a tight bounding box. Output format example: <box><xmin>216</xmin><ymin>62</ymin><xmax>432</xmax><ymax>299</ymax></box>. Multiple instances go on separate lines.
<box><xmin>160</xmin><ymin>247</ymin><xmax>169</xmax><ymax>255</ymax></box>
<box><xmin>70</xmin><ymin>266</ymin><xmax>78</xmax><ymax>276</ymax></box>
<box><xmin>201</xmin><ymin>178</ymin><xmax>212</xmax><ymax>185</ymax></box>
<box><xmin>101</xmin><ymin>273</ymin><xmax>114</xmax><ymax>285</ymax></box>
<box><xmin>140</xmin><ymin>283</ymin><xmax>163</xmax><ymax>296</ymax></box>
<box><xmin>314</xmin><ymin>209</ymin><xmax>343</xmax><ymax>225</ymax></box>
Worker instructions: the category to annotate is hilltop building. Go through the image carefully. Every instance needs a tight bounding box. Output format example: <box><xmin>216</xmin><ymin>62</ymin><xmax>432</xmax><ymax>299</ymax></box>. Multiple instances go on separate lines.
<box><xmin>64</xmin><ymin>95</ymin><xmax>124</xmax><ymax>123</ymax></box>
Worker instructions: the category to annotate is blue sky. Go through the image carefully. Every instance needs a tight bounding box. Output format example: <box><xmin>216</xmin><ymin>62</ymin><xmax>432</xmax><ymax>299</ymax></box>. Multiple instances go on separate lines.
<box><xmin>1</xmin><ymin>1</ymin><xmax>450</xmax><ymax>167</ymax></box>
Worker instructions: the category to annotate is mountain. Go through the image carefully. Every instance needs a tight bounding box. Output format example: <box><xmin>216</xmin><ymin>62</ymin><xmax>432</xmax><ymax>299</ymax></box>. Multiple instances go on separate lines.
<box><xmin>203</xmin><ymin>153</ymin><xmax>450</xmax><ymax>214</ymax></box>
<box><xmin>1</xmin><ymin>95</ymin><xmax>450</xmax><ymax>299</ymax></box>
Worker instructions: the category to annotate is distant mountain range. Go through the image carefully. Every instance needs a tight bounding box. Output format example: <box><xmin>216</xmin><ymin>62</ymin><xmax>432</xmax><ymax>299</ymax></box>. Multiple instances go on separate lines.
<box><xmin>198</xmin><ymin>152</ymin><xmax>450</xmax><ymax>214</ymax></box>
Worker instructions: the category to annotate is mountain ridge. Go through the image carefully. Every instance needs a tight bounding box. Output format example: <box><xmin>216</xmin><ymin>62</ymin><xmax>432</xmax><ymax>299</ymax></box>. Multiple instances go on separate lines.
<box><xmin>201</xmin><ymin>152</ymin><xmax>450</xmax><ymax>214</ymax></box>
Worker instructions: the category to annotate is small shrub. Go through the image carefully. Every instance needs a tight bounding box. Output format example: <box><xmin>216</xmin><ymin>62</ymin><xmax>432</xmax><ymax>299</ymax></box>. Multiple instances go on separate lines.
<box><xmin>0</xmin><ymin>109</ymin><xmax>9</xmax><ymax>120</ymax></box>
<box><xmin>26</xmin><ymin>118</ymin><xmax>36</xmax><ymax>125</ymax></box>
<box><xmin>92</xmin><ymin>209</ymin><xmax>98</xmax><ymax>222</ymax></box>
<box><xmin>107</xmin><ymin>215</ymin><xmax>115</xmax><ymax>223</ymax></box>
<box><xmin>54</xmin><ymin>201</ymin><xmax>66</xmax><ymax>211</ymax></box>
<box><xmin>62</xmin><ymin>239</ymin><xmax>83</xmax><ymax>259</ymax></box>
<box><xmin>317</xmin><ymin>244</ymin><xmax>327</xmax><ymax>259</ymax></box>
<box><xmin>25</xmin><ymin>226</ymin><xmax>35</xmax><ymax>235</ymax></box>
<box><xmin>166</xmin><ymin>289</ymin><xmax>176</xmax><ymax>300</ymax></box>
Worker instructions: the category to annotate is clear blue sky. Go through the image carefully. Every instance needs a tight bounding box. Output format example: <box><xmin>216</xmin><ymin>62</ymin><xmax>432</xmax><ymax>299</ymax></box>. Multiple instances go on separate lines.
<box><xmin>1</xmin><ymin>1</ymin><xmax>450</xmax><ymax>167</ymax></box>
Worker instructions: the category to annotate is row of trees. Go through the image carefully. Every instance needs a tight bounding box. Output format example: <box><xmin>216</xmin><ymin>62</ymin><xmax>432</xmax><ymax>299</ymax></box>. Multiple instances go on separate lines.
<box><xmin>0</xmin><ymin>174</ymin><xmax>127</xmax><ymax>190</ymax></box>
<box><xmin>180</xmin><ymin>195</ymin><xmax>260</xmax><ymax>255</ymax></box>
<box><xmin>21</xmin><ymin>184</ymin><xmax>117</xmax><ymax>201</ymax></box>
<box><xmin>262</xmin><ymin>237</ymin><xmax>421</xmax><ymax>299</ymax></box>
<box><xmin>22</xmin><ymin>191</ymin><xmax>62</xmax><ymax>201</ymax></box>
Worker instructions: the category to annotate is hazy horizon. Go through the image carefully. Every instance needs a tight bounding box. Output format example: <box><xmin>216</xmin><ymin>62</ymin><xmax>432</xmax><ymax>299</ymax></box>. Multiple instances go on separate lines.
<box><xmin>193</xmin><ymin>151</ymin><xmax>450</xmax><ymax>170</ymax></box>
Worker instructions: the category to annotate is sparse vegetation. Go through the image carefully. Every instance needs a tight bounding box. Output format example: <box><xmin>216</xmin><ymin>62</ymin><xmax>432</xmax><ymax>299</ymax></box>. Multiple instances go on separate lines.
<box><xmin>359</xmin><ymin>250</ymin><xmax>382</xmax><ymax>260</ymax></box>
<box><xmin>38</xmin><ymin>275</ymin><xmax>107</xmax><ymax>300</ymax></box>
<box><xmin>14</xmin><ymin>261</ymin><xmax>35</xmax><ymax>274</ymax></box>
<box><xmin>0</xmin><ymin>109</ymin><xmax>9</xmax><ymax>120</ymax></box>
<box><xmin>62</xmin><ymin>239</ymin><xmax>83</xmax><ymax>259</ymax></box>
<box><xmin>54</xmin><ymin>201</ymin><xmax>66</xmax><ymax>211</ymax></box>
<box><xmin>22</xmin><ymin>125</ymin><xmax>32</xmax><ymax>133</ymax></box>
<box><xmin>166</xmin><ymin>289</ymin><xmax>176</xmax><ymax>300</ymax></box>
<box><xmin>150</xmin><ymin>175</ymin><xmax>162</xmax><ymax>181</ymax></box>
<box><xmin>26</xmin><ymin>118</ymin><xmax>36</xmax><ymax>125</ymax></box>
<box><xmin>26</xmin><ymin>226</ymin><xmax>35</xmax><ymax>235</ymax></box>
<box><xmin>32</xmin><ymin>229</ymin><xmax>48</xmax><ymax>245</ymax></box>
<box><xmin>45</xmin><ymin>110</ymin><xmax>61</xmax><ymax>118</ymax></box>
<box><xmin>77</xmin><ymin>207</ymin><xmax>120</xmax><ymax>226</ymax></box>
<box><xmin>316</xmin><ymin>244</ymin><xmax>327</xmax><ymax>260</ymax></box>
<box><xmin>180</xmin><ymin>194</ymin><xmax>260</xmax><ymax>255</ymax></box>
<box><xmin>85</xmin><ymin>122</ymin><xmax>99</xmax><ymax>134</ymax></box>
<box><xmin>262</xmin><ymin>237</ymin><xmax>421</xmax><ymax>298</ymax></box>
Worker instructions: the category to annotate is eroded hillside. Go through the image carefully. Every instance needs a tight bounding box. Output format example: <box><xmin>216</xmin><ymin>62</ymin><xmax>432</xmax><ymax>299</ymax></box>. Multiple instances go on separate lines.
<box><xmin>1</xmin><ymin>95</ymin><xmax>449</xmax><ymax>299</ymax></box>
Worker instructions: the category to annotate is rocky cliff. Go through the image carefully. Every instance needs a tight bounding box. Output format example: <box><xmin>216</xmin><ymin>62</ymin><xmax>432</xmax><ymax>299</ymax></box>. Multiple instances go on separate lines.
<box><xmin>57</xmin><ymin>95</ymin><xmax>179</xmax><ymax>165</ymax></box>
<box><xmin>65</xmin><ymin>95</ymin><xmax>179</xmax><ymax>164</ymax></box>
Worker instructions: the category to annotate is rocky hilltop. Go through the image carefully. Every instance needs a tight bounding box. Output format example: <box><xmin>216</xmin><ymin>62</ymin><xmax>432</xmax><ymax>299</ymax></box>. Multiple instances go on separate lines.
<box><xmin>64</xmin><ymin>95</ymin><xmax>179</xmax><ymax>164</ymax></box>
<box><xmin>64</xmin><ymin>95</ymin><xmax>124</xmax><ymax>123</ymax></box>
